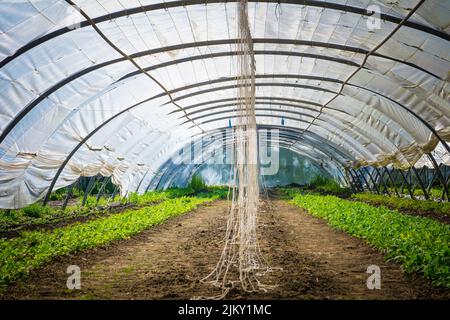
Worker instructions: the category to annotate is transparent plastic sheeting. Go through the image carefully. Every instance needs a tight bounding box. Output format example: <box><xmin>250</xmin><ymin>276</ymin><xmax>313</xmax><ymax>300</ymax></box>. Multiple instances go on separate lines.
<box><xmin>141</xmin><ymin>139</ymin><xmax>346</xmax><ymax>191</ymax></box>
<box><xmin>0</xmin><ymin>0</ymin><xmax>449</xmax><ymax>208</ymax></box>
<box><xmin>168</xmin><ymin>149</ymin><xmax>338</xmax><ymax>189</ymax></box>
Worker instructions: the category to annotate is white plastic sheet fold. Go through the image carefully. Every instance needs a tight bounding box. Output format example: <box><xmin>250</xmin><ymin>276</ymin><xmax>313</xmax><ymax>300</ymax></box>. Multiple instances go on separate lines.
<box><xmin>0</xmin><ymin>0</ymin><xmax>449</xmax><ymax>208</ymax></box>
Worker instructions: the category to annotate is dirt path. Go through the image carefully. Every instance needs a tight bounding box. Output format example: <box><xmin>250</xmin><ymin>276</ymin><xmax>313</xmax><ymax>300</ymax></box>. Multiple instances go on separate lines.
<box><xmin>4</xmin><ymin>199</ymin><xmax>449</xmax><ymax>299</ymax></box>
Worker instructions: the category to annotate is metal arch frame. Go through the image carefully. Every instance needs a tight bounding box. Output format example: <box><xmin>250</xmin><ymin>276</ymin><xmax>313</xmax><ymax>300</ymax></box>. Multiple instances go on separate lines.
<box><xmin>120</xmin><ymin>49</ymin><xmax>361</xmax><ymax>82</ymax></box>
<box><xmin>176</xmin><ymin>98</ymin><xmax>400</xmax><ymax>164</ymax></box>
<box><xmin>10</xmin><ymin>75</ymin><xmax>375</xmax><ymax>172</ymax></box>
<box><xmin>175</xmin><ymin>126</ymin><xmax>353</xmax><ymax>167</ymax></box>
<box><xmin>427</xmin><ymin>153</ymin><xmax>450</xmax><ymax>200</ymax></box>
<box><xmin>185</xmin><ymin>108</ymin><xmax>317</xmax><ymax>123</ymax></box>
<box><xmin>123</xmin><ymin>135</ymin><xmax>346</xmax><ymax>191</ymax></box>
<box><xmin>150</xmin><ymin>72</ymin><xmax>439</xmax><ymax>146</ymax></box>
<box><xmin>183</xmin><ymin>106</ymin><xmax>397</xmax><ymax>159</ymax></box>
<box><xmin>118</xmin><ymin>66</ymin><xmax>450</xmax><ymax>156</ymax></box>
<box><xmin>145</xmin><ymin>162</ymin><xmax>171</xmax><ymax>192</ymax></box>
<box><xmin>258</xmin><ymin>127</ymin><xmax>354</xmax><ymax>171</ymax></box>
<box><xmin>159</xmin><ymin>73</ymin><xmax>447</xmax><ymax>147</ymax></box>
<box><xmin>159</xmin><ymin>72</ymin><xmax>448</xmax><ymax>160</ymax></box>
<box><xmin>159</xmin><ymin>164</ymin><xmax>187</xmax><ymax>190</ymax></box>
<box><xmin>150</xmin><ymin>136</ymin><xmax>342</xmax><ymax>191</ymax></box>
<box><xmin>38</xmin><ymin>62</ymin><xmax>430</xmax><ymax>206</ymax></box>
<box><xmin>0</xmin><ymin>46</ymin><xmax>379</xmax><ymax>145</ymax></box>
<box><xmin>1</xmin><ymin>49</ymin><xmax>442</xmax><ymax>151</ymax></box>
<box><xmin>176</xmin><ymin>164</ymin><xmax>204</xmax><ymax>189</ymax></box>
<box><xmin>191</xmin><ymin>124</ymin><xmax>356</xmax><ymax>164</ymax></box>
<box><xmin>157</xmin><ymin>138</ymin><xmax>213</xmax><ymax>189</ymax></box>
<box><xmin>178</xmin><ymin>100</ymin><xmax>350</xmax><ymax>118</ymax></box>
<box><xmin>398</xmin><ymin>169</ymin><xmax>415</xmax><ymax>199</ymax></box>
<box><xmin>192</xmin><ymin>126</ymin><xmax>354</xmax><ymax>172</ymax></box>
<box><xmin>156</xmin><ymin>74</ymin><xmax>448</xmax><ymax>153</ymax></box>
<box><xmin>135</xmin><ymin>125</ymin><xmax>354</xmax><ymax>193</ymax></box>
<box><xmin>80</xmin><ymin>175</ymin><xmax>98</xmax><ymax>207</ymax></box>
<box><xmin>110</xmin><ymin>117</ymin><xmax>356</xmax><ymax>194</ymax></box>
<box><xmin>260</xmin><ymin>125</ymin><xmax>354</xmax><ymax>162</ymax></box>
<box><xmin>81</xmin><ymin>0</ymin><xmax>450</xmax><ymax>157</ymax></box>
<box><xmin>135</xmin><ymin>169</ymin><xmax>153</xmax><ymax>194</ymax></box>
<box><xmin>96</xmin><ymin>176</ymin><xmax>111</xmax><ymax>204</ymax></box>
<box><xmin>185</xmin><ymin>112</ymin><xmax>385</xmax><ymax>161</ymax></box>
<box><xmin>349</xmin><ymin>168</ymin><xmax>365</xmax><ymax>192</ymax></box>
<box><xmin>171</xmin><ymin>96</ymin><xmax>323</xmax><ymax>112</ymax></box>
<box><xmin>413</xmin><ymin>166</ymin><xmax>429</xmax><ymax>199</ymax></box>
<box><xmin>172</xmin><ymin>80</ymin><xmax>337</xmax><ymax>102</ymax></box>
<box><xmin>40</xmin><ymin>99</ymin><xmax>354</xmax><ymax>205</ymax></box>
<box><xmin>0</xmin><ymin>15</ymin><xmax>446</xmax><ymax>143</ymax></box>
<box><xmin>357</xmin><ymin>168</ymin><xmax>370</xmax><ymax>192</ymax></box>
<box><xmin>142</xmin><ymin>128</ymin><xmax>349</xmax><ymax>192</ymax></box>
<box><xmin>384</xmin><ymin>167</ymin><xmax>400</xmax><ymax>197</ymax></box>
<box><xmin>2</xmin><ymin>0</ymin><xmax>448</xmax><ymax>70</ymax></box>
<box><xmin>41</xmin><ymin>92</ymin><xmax>165</xmax><ymax>205</ymax></box>
<box><xmin>364</xmin><ymin>167</ymin><xmax>381</xmax><ymax>194</ymax></box>
<box><xmin>23</xmin><ymin>58</ymin><xmax>443</xmax><ymax>202</ymax></box>
<box><xmin>4</xmin><ymin>1</ymin><xmax>449</xmax><ymax>200</ymax></box>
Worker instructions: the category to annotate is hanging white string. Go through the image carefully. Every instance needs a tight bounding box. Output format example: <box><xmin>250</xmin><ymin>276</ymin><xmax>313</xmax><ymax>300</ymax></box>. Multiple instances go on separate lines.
<box><xmin>196</xmin><ymin>0</ymin><xmax>277</xmax><ymax>300</ymax></box>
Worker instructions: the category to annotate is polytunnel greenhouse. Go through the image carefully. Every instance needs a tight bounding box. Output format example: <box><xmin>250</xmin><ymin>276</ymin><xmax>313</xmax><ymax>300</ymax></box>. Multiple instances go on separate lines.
<box><xmin>0</xmin><ymin>0</ymin><xmax>449</xmax><ymax>304</ymax></box>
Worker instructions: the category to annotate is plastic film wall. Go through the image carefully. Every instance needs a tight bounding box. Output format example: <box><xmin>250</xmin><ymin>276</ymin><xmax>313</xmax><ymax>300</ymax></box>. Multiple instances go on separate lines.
<box><xmin>0</xmin><ymin>0</ymin><xmax>449</xmax><ymax>208</ymax></box>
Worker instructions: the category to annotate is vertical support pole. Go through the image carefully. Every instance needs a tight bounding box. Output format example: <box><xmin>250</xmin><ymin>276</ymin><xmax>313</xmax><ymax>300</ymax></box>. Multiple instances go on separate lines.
<box><xmin>135</xmin><ymin>170</ymin><xmax>150</xmax><ymax>193</ymax></box>
<box><xmin>427</xmin><ymin>165</ymin><xmax>438</xmax><ymax>194</ymax></box>
<box><xmin>338</xmin><ymin>167</ymin><xmax>352</xmax><ymax>192</ymax></box>
<box><xmin>426</xmin><ymin>170</ymin><xmax>437</xmax><ymax>193</ymax></box>
<box><xmin>352</xmin><ymin>168</ymin><xmax>365</xmax><ymax>192</ymax></box>
<box><xmin>411</xmin><ymin>166</ymin><xmax>429</xmax><ymax>200</ymax></box>
<box><xmin>96</xmin><ymin>177</ymin><xmax>110</xmax><ymax>204</ymax></box>
<box><xmin>428</xmin><ymin>154</ymin><xmax>449</xmax><ymax>201</ymax></box>
<box><xmin>344</xmin><ymin>168</ymin><xmax>356</xmax><ymax>193</ymax></box>
<box><xmin>145</xmin><ymin>171</ymin><xmax>162</xmax><ymax>192</ymax></box>
<box><xmin>396</xmin><ymin>169</ymin><xmax>405</xmax><ymax>195</ymax></box>
<box><xmin>62</xmin><ymin>183</ymin><xmax>74</xmax><ymax>211</ymax></box>
<box><xmin>442</xmin><ymin>172</ymin><xmax>450</xmax><ymax>201</ymax></box>
<box><xmin>398</xmin><ymin>169</ymin><xmax>415</xmax><ymax>199</ymax></box>
<box><xmin>374</xmin><ymin>167</ymin><xmax>390</xmax><ymax>195</ymax></box>
<box><xmin>422</xmin><ymin>166</ymin><xmax>429</xmax><ymax>194</ymax></box>
<box><xmin>348</xmin><ymin>168</ymin><xmax>361</xmax><ymax>192</ymax></box>
<box><xmin>359</xmin><ymin>168</ymin><xmax>370</xmax><ymax>192</ymax></box>
<box><xmin>81</xmin><ymin>176</ymin><xmax>97</xmax><ymax>207</ymax></box>
<box><xmin>356</xmin><ymin>169</ymin><xmax>366</xmax><ymax>192</ymax></box>
<box><xmin>359</xmin><ymin>168</ymin><xmax>371</xmax><ymax>192</ymax></box>
<box><xmin>364</xmin><ymin>167</ymin><xmax>380</xmax><ymax>194</ymax></box>
<box><xmin>384</xmin><ymin>167</ymin><xmax>400</xmax><ymax>197</ymax></box>
<box><xmin>110</xmin><ymin>185</ymin><xmax>118</xmax><ymax>201</ymax></box>
<box><xmin>348</xmin><ymin>169</ymin><xmax>362</xmax><ymax>192</ymax></box>
<box><xmin>407</xmin><ymin>168</ymin><xmax>416</xmax><ymax>195</ymax></box>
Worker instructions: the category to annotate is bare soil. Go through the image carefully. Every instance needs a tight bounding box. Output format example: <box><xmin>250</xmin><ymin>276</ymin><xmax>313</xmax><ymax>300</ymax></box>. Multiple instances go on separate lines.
<box><xmin>3</xmin><ymin>199</ymin><xmax>449</xmax><ymax>300</ymax></box>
